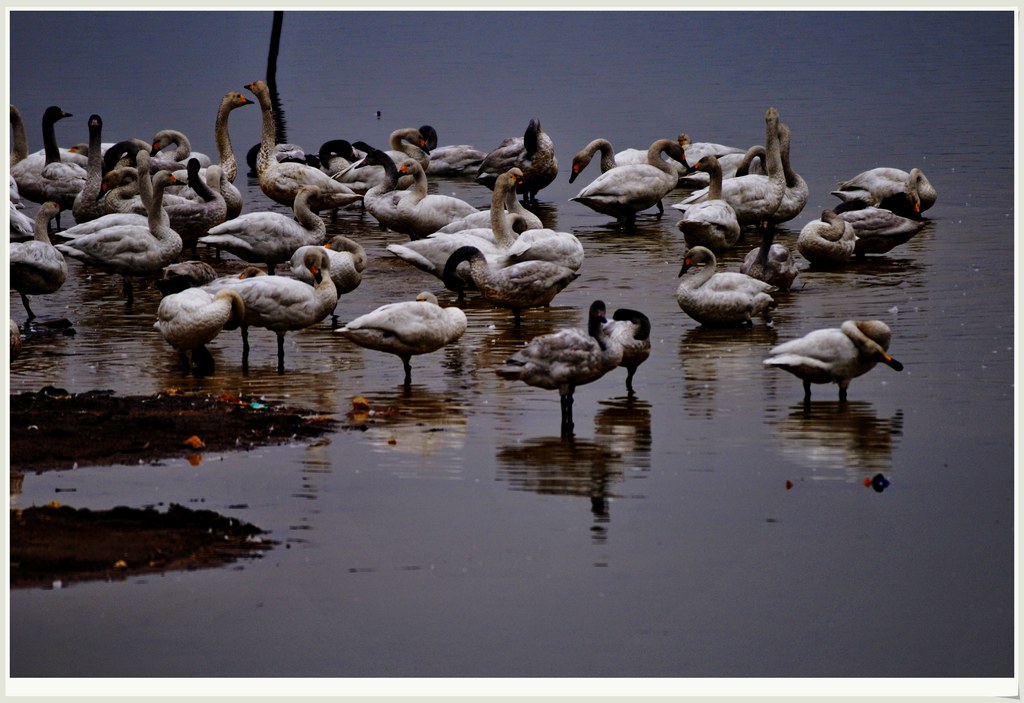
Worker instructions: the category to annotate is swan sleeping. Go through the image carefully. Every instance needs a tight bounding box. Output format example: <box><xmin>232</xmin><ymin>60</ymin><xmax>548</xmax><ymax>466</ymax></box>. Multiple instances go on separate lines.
<box><xmin>154</xmin><ymin>286</ymin><xmax>246</xmax><ymax>375</ymax></box>
<box><xmin>496</xmin><ymin>300</ymin><xmax>624</xmax><ymax>436</ymax></box>
<box><xmin>740</xmin><ymin>226</ymin><xmax>800</xmax><ymax>291</ymax></box>
<box><xmin>764</xmin><ymin>319</ymin><xmax>904</xmax><ymax>401</ymax></box>
<box><xmin>336</xmin><ymin>291</ymin><xmax>468</xmax><ymax>387</ymax></box>
<box><xmin>837</xmin><ymin>205</ymin><xmax>925</xmax><ymax>256</ymax></box>
<box><xmin>571</xmin><ymin>138</ymin><xmax>687</xmax><ymax>229</ymax></box>
<box><xmin>10</xmin><ymin>201</ymin><xmax>67</xmax><ymax>321</ymax></box>
<box><xmin>675</xmin><ymin>245</ymin><xmax>776</xmax><ymax>326</ymax></box>
<box><xmin>797</xmin><ymin>209</ymin><xmax>857</xmax><ymax>264</ymax></box>
<box><xmin>476</xmin><ymin>117</ymin><xmax>558</xmax><ymax>204</ymax></box>
<box><xmin>289</xmin><ymin>235</ymin><xmax>367</xmax><ymax>301</ymax></box>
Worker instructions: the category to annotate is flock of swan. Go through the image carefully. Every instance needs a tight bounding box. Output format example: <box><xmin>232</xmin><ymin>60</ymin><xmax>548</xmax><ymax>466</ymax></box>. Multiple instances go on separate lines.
<box><xmin>9</xmin><ymin>81</ymin><xmax>936</xmax><ymax>432</ymax></box>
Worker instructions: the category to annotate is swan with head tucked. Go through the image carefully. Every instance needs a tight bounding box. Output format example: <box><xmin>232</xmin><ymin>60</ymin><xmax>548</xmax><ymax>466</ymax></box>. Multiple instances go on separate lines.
<box><xmin>290</xmin><ymin>234</ymin><xmax>367</xmax><ymax>301</ymax></box>
<box><xmin>602</xmin><ymin>308</ymin><xmax>652</xmax><ymax>395</ymax></box>
<box><xmin>10</xmin><ymin>201</ymin><xmax>67</xmax><ymax>321</ymax></box>
<box><xmin>496</xmin><ymin>300</ymin><xmax>624</xmax><ymax>436</ymax></box>
<box><xmin>836</xmin><ymin>205</ymin><xmax>925</xmax><ymax>256</ymax></box>
<box><xmin>676</xmin><ymin>155</ymin><xmax>741</xmax><ymax>250</ymax></box>
<box><xmin>764</xmin><ymin>319</ymin><xmax>903</xmax><ymax>401</ymax></box>
<box><xmin>154</xmin><ymin>286</ymin><xmax>246</xmax><ymax>375</ymax></box>
<box><xmin>336</xmin><ymin>291</ymin><xmax>468</xmax><ymax>387</ymax></box>
<box><xmin>476</xmin><ymin>117</ymin><xmax>558</xmax><ymax>205</ymax></box>
<box><xmin>797</xmin><ymin>209</ymin><xmax>857</xmax><ymax>264</ymax></box>
<box><xmin>203</xmin><ymin>247</ymin><xmax>337</xmax><ymax>373</ymax></box>
<box><xmin>675</xmin><ymin>245</ymin><xmax>776</xmax><ymax>326</ymax></box>
<box><xmin>55</xmin><ymin>170</ymin><xmax>184</xmax><ymax>303</ymax></box>
<box><xmin>418</xmin><ymin>124</ymin><xmax>486</xmax><ymax>176</ymax></box>
<box><xmin>673</xmin><ymin>107</ymin><xmax>786</xmax><ymax>228</ymax></box>
<box><xmin>831</xmin><ymin>167</ymin><xmax>936</xmax><ymax>217</ymax></box>
<box><xmin>571</xmin><ymin>138</ymin><xmax>687</xmax><ymax>229</ymax></box>
<box><xmin>200</xmin><ymin>184</ymin><xmax>325</xmax><ymax>274</ymax></box>
<box><xmin>245</xmin><ymin>79</ymin><xmax>363</xmax><ymax>210</ymax></box>
<box><xmin>442</xmin><ymin>244</ymin><xmax>578</xmax><ymax>326</ymax></box>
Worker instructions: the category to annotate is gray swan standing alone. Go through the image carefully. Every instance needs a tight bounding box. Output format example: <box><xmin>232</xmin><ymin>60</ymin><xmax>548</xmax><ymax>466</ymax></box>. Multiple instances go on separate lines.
<box><xmin>764</xmin><ymin>319</ymin><xmax>903</xmax><ymax>401</ymax></box>
<box><xmin>476</xmin><ymin>117</ymin><xmax>558</xmax><ymax>205</ymax></box>
<box><xmin>496</xmin><ymin>300</ymin><xmax>624</xmax><ymax>436</ymax></box>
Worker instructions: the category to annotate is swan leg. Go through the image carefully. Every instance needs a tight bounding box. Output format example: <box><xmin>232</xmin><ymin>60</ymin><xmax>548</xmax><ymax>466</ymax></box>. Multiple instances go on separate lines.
<box><xmin>401</xmin><ymin>356</ymin><xmax>413</xmax><ymax>387</ymax></box>
<box><xmin>838</xmin><ymin>385</ymin><xmax>848</xmax><ymax>402</ymax></box>
<box><xmin>241</xmin><ymin>325</ymin><xmax>250</xmax><ymax>371</ymax></box>
<box><xmin>122</xmin><ymin>277</ymin><xmax>135</xmax><ymax>306</ymax></box>
<box><xmin>802</xmin><ymin>379</ymin><xmax>812</xmax><ymax>401</ymax></box>
<box><xmin>625</xmin><ymin>366</ymin><xmax>637</xmax><ymax>396</ymax></box>
<box><xmin>560</xmin><ymin>389</ymin><xmax>575</xmax><ymax>437</ymax></box>
<box><xmin>656</xmin><ymin>200</ymin><xmax>664</xmax><ymax>216</ymax></box>
<box><xmin>19</xmin><ymin>293</ymin><xmax>36</xmax><ymax>322</ymax></box>
<box><xmin>192</xmin><ymin>345</ymin><xmax>215</xmax><ymax>377</ymax></box>
<box><xmin>276</xmin><ymin>332</ymin><xmax>286</xmax><ymax>374</ymax></box>
<box><xmin>513</xmin><ymin>308</ymin><xmax>522</xmax><ymax>327</ymax></box>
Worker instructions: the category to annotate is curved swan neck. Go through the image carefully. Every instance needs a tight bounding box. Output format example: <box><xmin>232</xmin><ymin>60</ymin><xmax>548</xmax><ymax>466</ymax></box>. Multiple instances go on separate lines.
<box><xmin>735</xmin><ymin>145</ymin><xmax>766</xmax><ymax>178</ymax></box>
<box><xmin>293</xmin><ymin>188</ymin><xmax>326</xmax><ymax>233</ymax></box>
<box><xmin>763</xmin><ymin>108</ymin><xmax>784</xmax><ymax>184</ymax></box>
<box><xmin>216</xmin><ymin>92</ymin><xmax>251</xmax><ymax>182</ymax></box>
<box><xmin>647</xmin><ymin>139</ymin><xmax>684</xmax><ymax>176</ymax></box>
<box><xmin>777</xmin><ymin>123</ymin><xmax>798</xmax><ymax>186</ymax></box>
<box><xmin>246</xmin><ymin>80</ymin><xmax>276</xmax><ymax>177</ymax></box>
<box><xmin>819</xmin><ymin>211</ymin><xmax>848</xmax><ymax>241</ymax></box>
<box><xmin>41</xmin><ymin>106</ymin><xmax>69</xmax><ymax>165</ymax></box>
<box><xmin>699</xmin><ymin>156</ymin><xmax>725</xmax><ymax>200</ymax></box>
<box><xmin>33</xmin><ymin>204</ymin><xmax>59</xmax><ymax>244</ymax></box>
<box><xmin>585</xmin><ymin>139</ymin><xmax>616</xmax><ymax>172</ymax></box>
<box><xmin>10</xmin><ymin>106</ymin><xmax>28</xmax><ymax>164</ymax></box>
<box><xmin>390</xmin><ymin>128</ymin><xmax>425</xmax><ymax>156</ymax></box>
<box><xmin>679</xmin><ymin>248</ymin><xmax>717</xmax><ymax>287</ymax></box>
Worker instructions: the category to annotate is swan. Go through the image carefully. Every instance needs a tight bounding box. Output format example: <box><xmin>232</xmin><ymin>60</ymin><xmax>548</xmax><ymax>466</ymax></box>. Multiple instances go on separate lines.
<box><xmin>764</xmin><ymin>319</ymin><xmax>904</xmax><ymax>401</ymax></box>
<box><xmin>418</xmin><ymin>124</ymin><xmax>486</xmax><ymax>176</ymax></box>
<box><xmin>434</xmin><ymin>166</ymin><xmax>543</xmax><ymax>233</ymax></box>
<box><xmin>476</xmin><ymin>117</ymin><xmax>558</xmax><ymax>204</ymax></box>
<box><xmin>155</xmin><ymin>260</ymin><xmax>219</xmax><ymax>296</ymax></box>
<box><xmin>675</xmin><ymin>245</ymin><xmax>776</xmax><ymax>326</ymax></box>
<box><xmin>675</xmin><ymin>155</ymin><xmax>741</xmax><ymax>250</ymax></box>
<box><xmin>10</xmin><ymin>175</ymin><xmax>34</xmax><ymax>241</ymax></box>
<box><xmin>151</xmin><ymin>128</ymin><xmax>212</xmax><ymax>169</ymax></box>
<box><xmin>740</xmin><ymin>226</ymin><xmax>800</xmax><ymax>291</ymax></box>
<box><xmin>318</xmin><ymin>138</ymin><xmax>361</xmax><ymax>174</ymax></box>
<box><xmin>71</xmin><ymin>114</ymin><xmax>106</xmax><ymax>224</ymax></box>
<box><xmin>672</xmin><ymin>107</ymin><xmax>786</xmax><ymax>228</ymax></box>
<box><xmin>355</xmin><ymin>152</ymin><xmax>478</xmax><ymax>238</ymax></box>
<box><xmin>768</xmin><ymin>122</ymin><xmax>808</xmax><ymax>224</ymax></box>
<box><xmin>836</xmin><ymin>205</ymin><xmax>925</xmax><ymax>256</ymax></box>
<box><xmin>797</xmin><ymin>209</ymin><xmax>857</xmax><ymax>264</ymax></box>
<box><xmin>336</xmin><ymin>291</ymin><xmax>468</xmax><ymax>387</ymax></box>
<box><xmin>571</xmin><ymin>138</ymin><xmax>688</xmax><ymax>229</ymax></box>
<box><xmin>441</xmin><ymin>244</ymin><xmax>578</xmax><ymax>326</ymax></box>
<box><xmin>55</xmin><ymin>170</ymin><xmax>184</xmax><ymax>303</ymax></box>
<box><xmin>212</xmin><ymin>91</ymin><xmax>254</xmax><ymax>185</ymax></box>
<box><xmin>11</xmin><ymin>106</ymin><xmax>86</xmax><ymax>217</ymax></box>
<box><xmin>61</xmin><ymin>148</ymin><xmax>159</xmax><ymax>234</ymax></box>
<box><xmin>154</xmin><ymin>286</ymin><xmax>246</xmax><ymax>375</ymax></box>
<box><xmin>567</xmin><ymin>138</ymin><xmax>619</xmax><ymax>184</ymax></box>
<box><xmin>163</xmin><ymin>160</ymin><xmax>228</xmax><ymax>257</ymax></box>
<box><xmin>290</xmin><ymin>234</ymin><xmax>367</xmax><ymax>297</ymax></box>
<box><xmin>831</xmin><ymin>167</ymin><xmax>936</xmax><ymax>217</ymax></box>
<box><xmin>199</xmin><ymin>184</ymin><xmax>325</xmax><ymax>273</ymax></box>
<box><xmin>678</xmin><ymin>132</ymin><xmax>746</xmax><ymax>163</ymax></box>
<box><xmin>318</xmin><ymin>139</ymin><xmax>385</xmax><ymax>194</ymax></box>
<box><xmin>384</xmin><ymin>127</ymin><xmax>431</xmax><ymax>171</ymax></box>
<box><xmin>495</xmin><ymin>300</ymin><xmax>624</xmax><ymax>436</ymax></box>
<box><xmin>602</xmin><ymin>308</ymin><xmax>652</xmax><ymax>395</ymax></box>
<box><xmin>10</xmin><ymin>201</ymin><xmax>67</xmax><ymax>321</ymax></box>
<box><xmin>203</xmin><ymin>247</ymin><xmax>337</xmax><ymax>373</ymax></box>
<box><xmin>245</xmin><ymin>79</ymin><xmax>362</xmax><ymax>210</ymax></box>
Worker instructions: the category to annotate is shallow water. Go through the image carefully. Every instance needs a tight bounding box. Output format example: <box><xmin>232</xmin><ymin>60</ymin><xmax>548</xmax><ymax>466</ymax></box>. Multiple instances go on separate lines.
<box><xmin>6</xmin><ymin>10</ymin><xmax>1016</xmax><ymax>689</ymax></box>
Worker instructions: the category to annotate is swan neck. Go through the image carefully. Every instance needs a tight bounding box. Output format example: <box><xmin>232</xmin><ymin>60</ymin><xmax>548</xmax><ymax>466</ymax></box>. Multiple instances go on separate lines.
<box><xmin>10</xmin><ymin>107</ymin><xmax>28</xmax><ymax>163</ymax></box>
<box><xmin>706</xmin><ymin>161</ymin><xmax>724</xmax><ymax>200</ymax></box>
<box><xmin>491</xmin><ymin>178</ymin><xmax>515</xmax><ymax>246</ymax></box>
<box><xmin>215</xmin><ymin>100</ymin><xmax>238</xmax><ymax>182</ymax></box>
<box><xmin>42</xmin><ymin>112</ymin><xmax>62</xmax><ymax>165</ymax></box>
<box><xmin>255</xmin><ymin>87</ymin><xmax>276</xmax><ymax>176</ymax></box>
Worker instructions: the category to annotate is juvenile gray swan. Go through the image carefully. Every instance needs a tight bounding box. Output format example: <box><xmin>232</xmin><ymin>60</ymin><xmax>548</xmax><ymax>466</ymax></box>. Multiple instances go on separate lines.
<box><xmin>496</xmin><ymin>300</ymin><xmax>624</xmax><ymax>436</ymax></box>
<box><xmin>764</xmin><ymin>320</ymin><xmax>904</xmax><ymax>401</ymax></box>
<box><xmin>675</xmin><ymin>246</ymin><xmax>776</xmax><ymax>326</ymax></box>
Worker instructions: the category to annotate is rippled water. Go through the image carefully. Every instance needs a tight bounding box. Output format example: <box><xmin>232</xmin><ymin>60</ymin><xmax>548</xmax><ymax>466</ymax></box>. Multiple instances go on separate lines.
<box><xmin>6</xmin><ymin>9</ymin><xmax>1015</xmax><ymax>692</ymax></box>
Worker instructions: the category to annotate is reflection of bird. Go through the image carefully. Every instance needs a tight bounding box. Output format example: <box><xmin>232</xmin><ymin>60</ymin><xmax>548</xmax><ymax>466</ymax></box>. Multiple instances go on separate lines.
<box><xmin>602</xmin><ymin>308</ymin><xmax>652</xmax><ymax>395</ymax></box>
<box><xmin>336</xmin><ymin>291</ymin><xmax>467</xmax><ymax>387</ymax></box>
<box><xmin>496</xmin><ymin>300</ymin><xmax>624</xmax><ymax>435</ymax></box>
<box><xmin>764</xmin><ymin>320</ymin><xmax>903</xmax><ymax>401</ymax></box>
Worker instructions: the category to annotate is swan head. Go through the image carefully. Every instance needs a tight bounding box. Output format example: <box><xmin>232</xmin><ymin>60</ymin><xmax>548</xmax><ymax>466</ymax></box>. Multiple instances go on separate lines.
<box><xmin>678</xmin><ymin>246</ymin><xmax>715</xmax><ymax>276</ymax></box>
<box><xmin>612</xmin><ymin>308</ymin><xmax>652</xmax><ymax>341</ymax></box>
<box><xmin>88</xmin><ymin>114</ymin><xmax>102</xmax><ymax>134</ymax></box>
<box><xmin>587</xmin><ymin>300</ymin><xmax>609</xmax><ymax>342</ymax></box>
<box><xmin>688</xmin><ymin>155</ymin><xmax>720</xmax><ymax>176</ymax></box>
<box><xmin>226</xmin><ymin>92</ymin><xmax>254</xmax><ymax>109</ymax></box>
<box><xmin>298</xmin><ymin>247</ymin><xmax>331</xmax><ymax>285</ymax></box>
<box><xmin>417</xmin><ymin>125</ymin><xmax>439</xmax><ymax>152</ymax></box>
<box><xmin>415</xmin><ymin>291</ymin><xmax>440</xmax><ymax>305</ymax></box>
<box><xmin>396</xmin><ymin>159</ymin><xmax>424</xmax><ymax>178</ymax></box>
<box><xmin>841</xmin><ymin>320</ymin><xmax>903</xmax><ymax>371</ymax></box>
<box><xmin>318</xmin><ymin>139</ymin><xmax>358</xmax><ymax>165</ymax></box>
<box><xmin>441</xmin><ymin>246</ymin><xmax>484</xmax><ymax>292</ymax></box>
<box><xmin>42</xmin><ymin>105</ymin><xmax>72</xmax><ymax>126</ymax></box>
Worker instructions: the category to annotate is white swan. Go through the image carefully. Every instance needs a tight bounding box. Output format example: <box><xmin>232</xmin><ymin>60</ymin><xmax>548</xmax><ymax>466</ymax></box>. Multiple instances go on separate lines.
<box><xmin>336</xmin><ymin>291</ymin><xmax>468</xmax><ymax>387</ymax></box>
<box><xmin>797</xmin><ymin>209</ymin><xmax>857</xmax><ymax>264</ymax></box>
<box><xmin>676</xmin><ymin>155</ymin><xmax>741</xmax><ymax>250</ymax></box>
<box><xmin>71</xmin><ymin>114</ymin><xmax>106</xmax><ymax>224</ymax></box>
<box><xmin>672</xmin><ymin>107</ymin><xmax>785</xmax><ymax>228</ymax></box>
<box><xmin>10</xmin><ymin>201</ymin><xmax>67</xmax><ymax>320</ymax></box>
<box><xmin>764</xmin><ymin>320</ymin><xmax>904</xmax><ymax>401</ymax></box>
<box><xmin>213</xmin><ymin>91</ymin><xmax>254</xmax><ymax>186</ymax></box>
<box><xmin>199</xmin><ymin>184</ymin><xmax>325</xmax><ymax>273</ymax></box>
<box><xmin>55</xmin><ymin>170</ymin><xmax>184</xmax><ymax>303</ymax></box>
<box><xmin>245</xmin><ymin>79</ymin><xmax>362</xmax><ymax>210</ymax></box>
<box><xmin>602</xmin><ymin>308</ymin><xmax>652</xmax><ymax>395</ymax></box>
<box><xmin>441</xmin><ymin>244</ymin><xmax>578</xmax><ymax>326</ymax></box>
<box><xmin>476</xmin><ymin>117</ymin><xmax>558</xmax><ymax>204</ymax></box>
<box><xmin>154</xmin><ymin>286</ymin><xmax>246</xmax><ymax>374</ymax></box>
<box><xmin>418</xmin><ymin>125</ymin><xmax>486</xmax><ymax>176</ymax></box>
<box><xmin>739</xmin><ymin>226</ymin><xmax>800</xmax><ymax>291</ymax></box>
<box><xmin>163</xmin><ymin>161</ymin><xmax>228</xmax><ymax>257</ymax></box>
<box><xmin>10</xmin><ymin>175</ymin><xmax>34</xmax><ymax>241</ymax></box>
<box><xmin>675</xmin><ymin>245</ymin><xmax>776</xmax><ymax>326</ymax></box>
<box><xmin>436</xmin><ymin>166</ymin><xmax>543</xmax><ymax>233</ymax></box>
<box><xmin>495</xmin><ymin>300</ymin><xmax>624</xmax><ymax>435</ymax></box>
<box><xmin>831</xmin><ymin>167</ymin><xmax>936</xmax><ymax>217</ymax></box>
<box><xmin>837</xmin><ymin>205</ymin><xmax>925</xmax><ymax>256</ymax></box>
<box><xmin>11</xmin><ymin>106</ymin><xmax>86</xmax><ymax>216</ymax></box>
<box><xmin>356</xmin><ymin>151</ymin><xmax>478</xmax><ymax>238</ymax></box>
<box><xmin>571</xmin><ymin>138</ymin><xmax>687</xmax><ymax>228</ymax></box>
<box><xmin>679</xmin><ymin>132</ymin><xmax>746</xmax><ymax>163</ymax></box>
<box><xmin>290</xmin><ymin>234</ymin><xmax>367</xmax><ymax>297</ymax></box>
<box><xmin>204</xmin><ymin>247</ymin><xmax>338</xmax><ymax>373</ymax></box>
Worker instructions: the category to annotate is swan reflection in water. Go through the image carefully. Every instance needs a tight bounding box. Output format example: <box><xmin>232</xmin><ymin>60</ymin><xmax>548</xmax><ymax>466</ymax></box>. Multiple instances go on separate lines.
<box><xmin>766</xmin><ymin>400</ymin><xmax>903</xmax><ymax>487</ymax></box>
<box><xmin>496</xmin><ymin>397</ymin><xmax>651</xmax><ymax>543</ymax></box>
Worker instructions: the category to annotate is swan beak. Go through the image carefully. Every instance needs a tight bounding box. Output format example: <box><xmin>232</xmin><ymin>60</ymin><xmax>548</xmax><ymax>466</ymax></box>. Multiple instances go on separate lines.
<box><xmin>882</xmin><ymin>353</ymin><xmax>904</xmax><ymax>372</ymax></box>
<box><xmin>678</xmin><ymin>259</ymin><xmax>692</xmax><ymax>277</ymax></box>
<box><xmin>310</xmin><ymin>265</ymin><xmax>323</xmax><ymax>284</ymax></box>
<box><xmin>351</xmin><ymin>157</ymin><xmax>369</xmax><ymax>171</ymax></box>
<box><xmin>568</xmin><ymin>165</ymin><xmax>580</xmax><ymax>184</ymax></box>
<box><xmin>96</xmin><ymin>184</ymin><xmax>109</xmax><ymax>202</ymax></box>
<box><xmin>324</xmin><ymin>242</ymin><xmax>332</xmax><ymax>250</ymax></box>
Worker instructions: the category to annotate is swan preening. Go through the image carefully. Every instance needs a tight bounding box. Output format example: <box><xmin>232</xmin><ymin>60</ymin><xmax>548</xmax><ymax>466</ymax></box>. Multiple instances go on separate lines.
<box><xmin>831</xmin><ymin>167</ymin><xmax>936</xmax><ymax>218</ymax></box>
<box><xmin>336</xmin><ymin>291</ymin><xmax>468</xmax><ymax>387</ymax></box>
<box><xmin>476</xmin><ymin>117</ymin><xmax>558</xmax><ymax>204</ymax></box>
<box><xmin>764</xmin><ymin>320</ymin><xmax>903</xmax><ymax>401</ymax></box>
<box><xmin>496</xmin><ymin>300</ymin><xmax>625</xmax><ymax>436</ymax></box>
<box><xmin>154</xmin><ymin>286</ymin><xmax>246</xmax><ymax>375</ymax></box>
